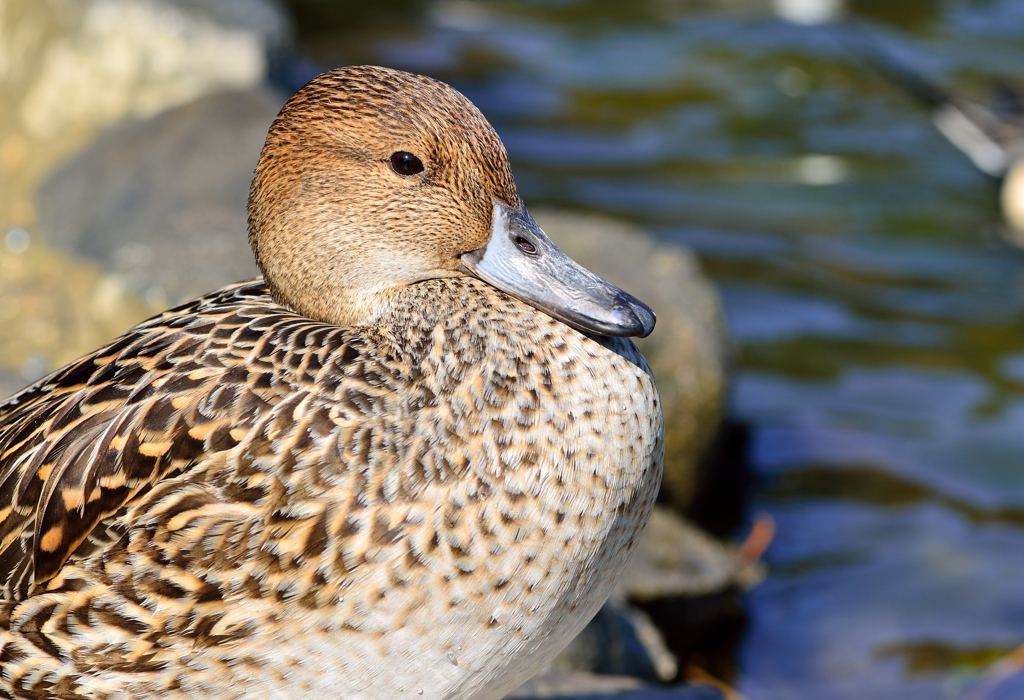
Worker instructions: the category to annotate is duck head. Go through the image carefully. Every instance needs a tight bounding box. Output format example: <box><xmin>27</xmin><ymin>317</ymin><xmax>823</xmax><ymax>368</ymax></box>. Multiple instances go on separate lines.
<box><xmin>248</xmin><ymin>65</ymin><xmax>655</xmax><ymax>338</ymax></box>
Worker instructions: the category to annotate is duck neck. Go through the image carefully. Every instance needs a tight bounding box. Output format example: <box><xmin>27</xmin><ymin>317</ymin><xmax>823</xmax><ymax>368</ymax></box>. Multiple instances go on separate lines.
<box><xmin>367</xmin><ymin>276</ymin><xmax>536</xmax><ymax>342</ymax></box>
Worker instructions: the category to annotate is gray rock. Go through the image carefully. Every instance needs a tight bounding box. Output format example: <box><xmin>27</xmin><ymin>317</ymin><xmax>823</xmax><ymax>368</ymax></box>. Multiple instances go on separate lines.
<box><xmin>534</xmin><ymin>210</ymin><xmax>729</xmax><ymax>513</ymax></box>
<box><xmin>618</xmin><ymin>506</ymin><xmax>764</xmax><ymax>602</ymax></box>
<box><xmin>38</xmin><ymin>87</ymin><xmax>285</xmax><ymax>305</ymax></box>
<box><xmin>506</xmin><ymin>671</ymin><xmax>725</xmax><ymax>699</ymax></box>
<box><xmin>13</xmin><ymin>0</ymin><xmax>286</xmax><ymax>142</ymax></box>
<box><xmin>0</xmin><ymin>0</ymin><xmax>290</xmax><ymax>266</ymax></box>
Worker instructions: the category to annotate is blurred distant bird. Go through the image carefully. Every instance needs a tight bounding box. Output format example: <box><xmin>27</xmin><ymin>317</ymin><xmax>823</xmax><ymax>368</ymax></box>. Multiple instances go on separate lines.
<box><xmin>840</xmin><ymin>24</ymin><xmax>1024</xmax><ymax>237</ymax></box>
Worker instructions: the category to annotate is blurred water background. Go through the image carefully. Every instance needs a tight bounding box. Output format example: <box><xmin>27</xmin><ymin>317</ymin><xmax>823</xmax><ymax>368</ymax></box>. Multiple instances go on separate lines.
<box><xmin>4</xmin><ymin>0</ymin><xmax>1024</xmax><ymax>698</ymax></box>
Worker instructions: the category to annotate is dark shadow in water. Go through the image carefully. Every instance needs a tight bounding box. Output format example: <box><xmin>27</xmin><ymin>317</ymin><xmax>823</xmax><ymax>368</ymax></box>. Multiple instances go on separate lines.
<box><xmin>769</xmin><ymin>549</ymin><xmax>870</xmax><ymax>577</ymax></box>
<box><xmin>641</xmin><ymin>420</ymin><xmax>755</xmax><ymax>685</ymax></box>
<box><xmin>848</xmin><ymin>0</ymin><xmax>941</xmax><ymax>29</ymax></box>
<box><xmin>764</xmin><ymin>463</ymin><xmax>1024</xmax><ymax>527</ymax></box>
<box><xmin>632</xmin><ymin>589</ymin><xmax>749</xmax><ymax>685</ymax></box>
<box><xmin>685</xmin><ymin>418</ymin><xmax>755</xmax><ymax>539</ymax></box>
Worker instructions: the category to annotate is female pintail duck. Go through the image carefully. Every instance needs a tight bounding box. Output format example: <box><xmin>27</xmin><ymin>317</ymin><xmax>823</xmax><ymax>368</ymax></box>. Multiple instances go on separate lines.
<box><xmin>0</xmin><ymin>66</ymin><xmax>662</xmax><ymax>699</ymax></box>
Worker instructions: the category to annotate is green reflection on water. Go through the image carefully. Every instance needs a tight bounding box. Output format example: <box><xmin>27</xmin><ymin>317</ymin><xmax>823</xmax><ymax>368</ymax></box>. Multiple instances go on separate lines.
<box><xmin>765</xmin><ymin>464</ymin><xmax>1024</xmax><ymax>526</ymax></box>
<box><xmin>876</xmin><ymin>639</ymin><xmax>1014</xmax><ymax>675</ymax></box>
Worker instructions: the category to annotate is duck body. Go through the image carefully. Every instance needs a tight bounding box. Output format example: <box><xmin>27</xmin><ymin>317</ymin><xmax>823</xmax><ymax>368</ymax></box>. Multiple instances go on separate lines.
<box><xmin>0</xmin><ymin>277</ymin><xmax>661</xmax><ymax>699</ymax></box>
<box><xmin>0</xmin><ymin>65</ymin><xmax>664</xmax><ymax>698</ymax></box>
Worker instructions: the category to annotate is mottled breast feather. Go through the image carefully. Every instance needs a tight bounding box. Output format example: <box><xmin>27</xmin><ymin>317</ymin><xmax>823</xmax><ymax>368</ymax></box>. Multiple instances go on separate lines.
<box><xmin>0</xmin><ymin>276</ymin><xmax>662</xmax><ymax>699</ymax></box>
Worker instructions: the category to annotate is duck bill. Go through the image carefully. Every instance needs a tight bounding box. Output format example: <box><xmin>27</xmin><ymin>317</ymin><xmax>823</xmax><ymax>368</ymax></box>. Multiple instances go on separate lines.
<box><xmin>460</xmin><ymin>200</ymin><xmax>655</xmax><ymax>338</ymax></box>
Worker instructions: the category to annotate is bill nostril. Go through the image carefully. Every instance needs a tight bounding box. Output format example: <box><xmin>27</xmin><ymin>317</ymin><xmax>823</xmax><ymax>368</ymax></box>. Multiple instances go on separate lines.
<box><xmin>514</xmin><ymin>237</ymin><xmax>537</xmax><ymax>255</ymax></box>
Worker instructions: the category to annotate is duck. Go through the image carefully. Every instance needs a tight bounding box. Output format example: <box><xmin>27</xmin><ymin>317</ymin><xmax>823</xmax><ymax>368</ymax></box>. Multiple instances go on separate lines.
<box><xmin>840</xmin><ymin>23</ymin><xmax>1024</xmax><ymax>237</ymax></box>
<box><xmin>0</xmin><ymin>66</ymin><xmax>663</xmax><ymax>699</ymax></box>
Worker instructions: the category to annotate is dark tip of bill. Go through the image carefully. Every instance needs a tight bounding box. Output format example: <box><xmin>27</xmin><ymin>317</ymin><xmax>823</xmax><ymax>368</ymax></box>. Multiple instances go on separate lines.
<box><xmin>617</xmin><ymin>291</ymin><xmax>656</xmax><ymax>338</ymax></box>
<box><xmin>634</xmin><ymin>303</ymin><xmax>656</xmax><ymax>338</ymax></box>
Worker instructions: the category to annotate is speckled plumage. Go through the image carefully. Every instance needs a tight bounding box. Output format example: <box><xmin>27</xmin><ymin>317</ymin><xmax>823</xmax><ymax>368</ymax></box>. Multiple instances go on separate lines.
<box><xmin>0</xmin><ymin>66</ymin><xmax>663</xmax><ymax>699</ymax></box>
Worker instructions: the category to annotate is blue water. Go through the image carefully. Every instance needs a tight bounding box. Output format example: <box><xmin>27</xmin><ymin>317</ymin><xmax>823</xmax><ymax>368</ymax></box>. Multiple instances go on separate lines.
<box><xmin>286</xmin><ymin>0</ymin><xmax>1024</xmax><ymax>696</ymax></box>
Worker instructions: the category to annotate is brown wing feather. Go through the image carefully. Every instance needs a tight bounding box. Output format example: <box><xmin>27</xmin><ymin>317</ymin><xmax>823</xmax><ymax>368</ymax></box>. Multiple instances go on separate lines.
<box><xmin>0</xmin><ymin>280</ymin><xmax>330</xmax><ymax>599</ymax></box>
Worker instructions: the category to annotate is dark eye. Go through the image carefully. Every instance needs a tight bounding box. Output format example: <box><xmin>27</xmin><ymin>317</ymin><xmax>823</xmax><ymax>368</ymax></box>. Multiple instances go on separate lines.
<box><xmin>390</xmin><ymin>151</ymin><xmax>424</xmax><ymax>176</ymax></box>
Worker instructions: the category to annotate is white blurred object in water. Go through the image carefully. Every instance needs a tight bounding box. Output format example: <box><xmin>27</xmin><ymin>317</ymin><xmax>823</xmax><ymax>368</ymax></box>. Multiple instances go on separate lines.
<box><xmin>1002</xmin><ymin>164</ymin><xmax>1024</xmax><ymax>236</ymax></box>
<box><xmin>773</xmin><ymin>0</ymin><xmax>843</xmax><ymax>25</ymax></box>
<box><xmin>933</xmin><ymin>103</ymin><xmax>1011</xmax><ymax>177</ymax></box>
<box><xmin>794</xmin><ymin>154</ymin><xmax>849</xmax><ymax>185</ymax></box>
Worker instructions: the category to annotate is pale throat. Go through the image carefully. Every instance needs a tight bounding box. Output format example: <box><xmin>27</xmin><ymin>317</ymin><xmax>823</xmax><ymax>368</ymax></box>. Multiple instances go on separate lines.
<box><xmin>326</xmin><ymin>266</ymin><xmax>468</xmax><ymax>329</ymax></box>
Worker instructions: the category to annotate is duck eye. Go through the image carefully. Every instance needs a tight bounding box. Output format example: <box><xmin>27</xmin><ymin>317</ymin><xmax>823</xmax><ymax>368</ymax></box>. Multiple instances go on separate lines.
<box><xmin>390</xmin><ymin>151</ymin><xmax>424</xmax><ymax>176</ymax></box>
